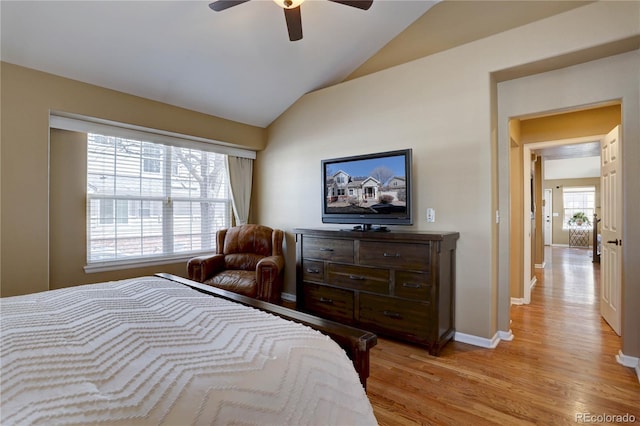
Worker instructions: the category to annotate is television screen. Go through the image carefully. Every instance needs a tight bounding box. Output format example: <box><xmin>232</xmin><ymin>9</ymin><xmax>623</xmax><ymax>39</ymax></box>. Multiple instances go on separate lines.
<box><xmin>321</xmin><ymin>149</ymin><xmax>412</xmax><ymax>229</ymax></box>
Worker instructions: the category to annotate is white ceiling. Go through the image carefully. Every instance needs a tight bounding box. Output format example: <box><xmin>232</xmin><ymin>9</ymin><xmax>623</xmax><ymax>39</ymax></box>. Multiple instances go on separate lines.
<box><xmin>1</xmin><ymin>1</ymin><xmax>598</xmax><ymax>129</ymax></box>
<box><xmin>535</xmin><ymin>141</ymin><xmax>602</xmax><ymax>180</ymax></box>
<box><xmin>536</xmin><ymin>141</ymin><xmax>600</xmax><ymax>160</ymax></box>
<box><xmin>544</xmin><ymin>156</ymin><xmax>601</xmax><ymax>180</ymax></box>
<box><xmin>0</xmin><ymin>0</ymin><xmax>437</xmax><ymax>127</ymax></box>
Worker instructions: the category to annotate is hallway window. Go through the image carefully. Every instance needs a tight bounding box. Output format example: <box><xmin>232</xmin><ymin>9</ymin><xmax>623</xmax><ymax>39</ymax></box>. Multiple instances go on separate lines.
<box><xmin>562</xmin><ymin>186</ymin><xmax>595</xmax><ymax>229</ymax></box>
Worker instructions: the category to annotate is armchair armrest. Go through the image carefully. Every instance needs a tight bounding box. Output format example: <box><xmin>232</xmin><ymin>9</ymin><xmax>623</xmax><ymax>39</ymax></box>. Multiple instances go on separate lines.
<box><xmin>256</xmin><ymin>255</ymin><xmax>285</xmax><ymax>303</ymax></box>
<box><xmin>187</xmin><ymin>254</ymin><xmax>225</xmax><ymax>282</ymax></box>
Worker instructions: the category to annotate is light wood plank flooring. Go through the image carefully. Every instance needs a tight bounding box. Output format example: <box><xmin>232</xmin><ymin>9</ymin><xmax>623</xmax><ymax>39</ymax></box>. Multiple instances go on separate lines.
<box><xmin>367</xmin><ymin>247</ymin><xmax>640</xmax><ymax>425</ymax></box>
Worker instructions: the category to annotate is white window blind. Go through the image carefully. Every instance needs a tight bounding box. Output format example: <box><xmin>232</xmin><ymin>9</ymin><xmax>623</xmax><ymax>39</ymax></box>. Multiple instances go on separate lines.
<box><xmin>87</xmin><ymin>133</ymin><xmax>232</xmax><ymax>266</ymax></box>
<box><xmin>562</xmin><ymin>186</ymin><xmax>595</xmax><ymax>229</ymax></box>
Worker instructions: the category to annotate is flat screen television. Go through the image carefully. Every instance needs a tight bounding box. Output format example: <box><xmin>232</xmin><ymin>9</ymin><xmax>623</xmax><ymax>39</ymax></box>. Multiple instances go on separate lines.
<box><xmin>321</xmin><ymin>148</ymin><xmax>412</xmax><ymax>230</ymax></box>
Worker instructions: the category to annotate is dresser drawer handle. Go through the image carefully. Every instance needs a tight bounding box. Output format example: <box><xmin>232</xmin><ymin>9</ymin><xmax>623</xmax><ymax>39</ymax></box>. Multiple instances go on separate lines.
<box><xmin>402</xmin><ymin>282</ymin><xmax>422</xmax><ymax>289</ymax></box>
<box><xmin>348</xmin><ymin>275</ymin><xmax>365</xmax><ymax>280</ymax></box>
<box><xmin>383</xmin><ymin>252</ymin><xmax>401</xmax><ymax>258</ymax></box>
<box><xmin>306</xmin><ymin>268</ymin><xmax>320</xmax><ymax>274</ymax></box>
<box><xmin>319</xmin><ymin>297</ymin><xmax>334</xmax><ymax>304</ymax></box>
<box><xmin>383</xmin><ymin>310</ymin><xmax>402</xmax><ymax>319</ymax></box>
<box><xmin>319</xmin><ymin>248</ymin><xmax>334</xmax><ymax>252</ymax></box>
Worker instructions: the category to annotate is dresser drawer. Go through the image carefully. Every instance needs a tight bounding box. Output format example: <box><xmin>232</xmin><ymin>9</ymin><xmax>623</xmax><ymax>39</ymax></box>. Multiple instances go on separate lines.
<box><xmin>358</xmin><ymin>293</ymin><xmax>430</xmax><ymax>340</ymax></box>
<box><xmin>302</xmin><ymin>260</ymin><xmax>324</xmax><ymax>282</ymax></box>
<box><xmin>302</xmin><ymin>283</ymin><xmax>354</xmax><ymax>323</ymax></box>
<box><xmin>327</xmin><ymin>264</ymin><xmax>389</xmax><ymax>294</ymax></box>
<box><xmin>302</xmin><ymin>237</ymin><xmax>354</xmax><ymax>263</ymax></box>
<box><xmin>359</xmin><ymin>241</ymin><xmax>430</xmax><ymax>270</ymax></box>
<box><xmin>394</xmin><ymin>270</ymin><xmax>431</xmax><ymax>300</ymax></box>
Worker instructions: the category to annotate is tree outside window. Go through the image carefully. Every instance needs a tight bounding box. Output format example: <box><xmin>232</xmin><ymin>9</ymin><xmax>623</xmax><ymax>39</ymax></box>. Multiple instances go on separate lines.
<box><xmin>87</xmin><ymin>133</ymin><xmax>231</xmax><ymax>264</ymax></box>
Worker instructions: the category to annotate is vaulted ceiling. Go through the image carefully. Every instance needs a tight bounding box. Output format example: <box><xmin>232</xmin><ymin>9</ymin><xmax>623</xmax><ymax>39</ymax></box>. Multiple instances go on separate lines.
<box><xmin>1</xmin><ymin>1</ymin><xmax>591</xmax><ymax>128</ymax></box>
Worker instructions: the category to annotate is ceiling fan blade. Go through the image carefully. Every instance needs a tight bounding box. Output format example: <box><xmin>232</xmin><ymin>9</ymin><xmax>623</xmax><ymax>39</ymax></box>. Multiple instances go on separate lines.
<box><xmin>327</xmin><ymin>0</ymin><xmax>373</xmax><ymax>11</ymax></box>
<box><xmin>284</xmin><ymin>7</ymin><xmax>303</xmax><ymax>41</ymax></box>
<box><xmin>209</xmin><ymin>0</ymin><xmax>250</xmax><ymax>12</ymax></box>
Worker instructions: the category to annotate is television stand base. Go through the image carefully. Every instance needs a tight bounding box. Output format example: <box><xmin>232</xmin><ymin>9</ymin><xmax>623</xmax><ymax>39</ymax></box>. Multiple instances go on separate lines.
<box><xmin>351</xmin><ymin>224</ymin><xmax>389</xmax><ymax>232</ymax></box>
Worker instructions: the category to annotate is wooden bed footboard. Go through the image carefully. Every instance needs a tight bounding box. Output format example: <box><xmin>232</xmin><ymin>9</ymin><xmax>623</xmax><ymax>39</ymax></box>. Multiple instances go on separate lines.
<box><xmin>156</xmin><ymin>273</ymin><xmax>377</xmax><ymax>389</ymax></box>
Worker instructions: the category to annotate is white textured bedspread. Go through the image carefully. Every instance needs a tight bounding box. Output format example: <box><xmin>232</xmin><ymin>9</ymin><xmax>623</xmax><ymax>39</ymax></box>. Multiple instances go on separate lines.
<box><xmin>1</xmin><ymin>277</ymin><xmax>377</xmax><ymax>425</ymax></box>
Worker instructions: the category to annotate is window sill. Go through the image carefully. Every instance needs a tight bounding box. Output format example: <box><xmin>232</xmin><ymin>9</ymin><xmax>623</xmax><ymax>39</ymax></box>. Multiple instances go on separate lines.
<box><xmin>84</xmin><ymin>253</ymin><xmax>206</xmax><ymax>273</ymax></box>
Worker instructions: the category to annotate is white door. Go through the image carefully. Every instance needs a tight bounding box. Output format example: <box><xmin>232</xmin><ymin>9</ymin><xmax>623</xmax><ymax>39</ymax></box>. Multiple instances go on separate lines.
<box><xmin>600</xmin><ymin>125</ymin><xmax>622</xmax><ymax>336</ymax></box>
<box><xmin>543</xmin><ymin>189</ymin><xmax>552</xmax><ymax>245</ymax></box>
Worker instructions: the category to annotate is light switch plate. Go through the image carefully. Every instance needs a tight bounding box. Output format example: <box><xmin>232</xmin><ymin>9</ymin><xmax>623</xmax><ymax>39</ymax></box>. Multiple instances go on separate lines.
<box><xmin>426</xmin><ymin>208</ymin><xmax>435</xmax><ymax>223</ymax></box>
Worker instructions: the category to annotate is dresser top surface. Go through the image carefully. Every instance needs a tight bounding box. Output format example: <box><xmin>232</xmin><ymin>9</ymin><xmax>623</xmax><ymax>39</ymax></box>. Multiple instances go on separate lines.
<box><xmin>294</xmin><ymin>228</ymin><xmax>459</xmax><ymax>242</ymax></box>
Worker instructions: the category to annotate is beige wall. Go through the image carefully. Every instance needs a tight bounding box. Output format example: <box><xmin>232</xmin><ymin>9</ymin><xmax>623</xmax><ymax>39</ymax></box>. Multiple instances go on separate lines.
<box><xmin>509</xmin><ymin>121</ymin><xmax>524</xmax><ymax>299</ymax></box>
<box><xmin>1</xmin><ymin>63</ymin><xmax>266</xmax><ymax>296</ymax></box>
<box><xmin>262</xmin><ymin>59</ymin><xmax>494</xmax><ymax>339</ymax></box>
<box><xmin>256</xmin><ymin>1</ymin><xmax>640</xmax><ymax>352</ymax></box>
<box><xmin>534</xmin><ymin>157</ymin><xmax>543</xmax><ymax>266</ymax></box>
<box><xmin>347</xmin><ymin>1</ymin><xmax>593</xmax><ymax>81</ymax></box>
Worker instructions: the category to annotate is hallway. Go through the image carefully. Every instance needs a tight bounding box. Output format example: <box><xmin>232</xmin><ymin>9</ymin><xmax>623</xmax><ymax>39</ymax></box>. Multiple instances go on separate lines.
<box><xmin>368</xmin><ymin>246</ymin><xmax>639</xmax><ymax>424</ymax></box>
<box><xmin>519</xmin><ymin>246</ymin><xmax>607</xmax><ymax>357</ymax></box>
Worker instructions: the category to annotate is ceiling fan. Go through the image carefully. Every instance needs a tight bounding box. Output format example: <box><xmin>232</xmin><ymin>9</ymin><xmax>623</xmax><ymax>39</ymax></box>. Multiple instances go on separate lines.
<box><xmin>209</xmin><ymin>0</ymin><xmax>374</xmax><ymax>42</ymax></box>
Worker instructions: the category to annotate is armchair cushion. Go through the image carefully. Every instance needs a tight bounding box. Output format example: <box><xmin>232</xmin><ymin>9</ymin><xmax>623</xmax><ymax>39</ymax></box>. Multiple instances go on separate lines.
<box><xmin>204</xmin><ymin>270</ymin><xmax>258</xmax><ymax>299</ymax></box>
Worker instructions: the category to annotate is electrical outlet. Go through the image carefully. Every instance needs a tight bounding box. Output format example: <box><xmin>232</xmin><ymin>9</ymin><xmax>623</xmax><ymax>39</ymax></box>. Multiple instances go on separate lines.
<box><xmin>426</xmin><ymin>208</ymin><xmax>435</xmax><ymax>223</ymax></box>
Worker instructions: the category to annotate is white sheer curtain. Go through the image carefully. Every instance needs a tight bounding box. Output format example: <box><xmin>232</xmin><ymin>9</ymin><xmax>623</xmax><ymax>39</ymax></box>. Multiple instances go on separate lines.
<box><xmin>226</xmin><ymin>156</ymin><xmax>254</xmax><ymax>225</ymax></box>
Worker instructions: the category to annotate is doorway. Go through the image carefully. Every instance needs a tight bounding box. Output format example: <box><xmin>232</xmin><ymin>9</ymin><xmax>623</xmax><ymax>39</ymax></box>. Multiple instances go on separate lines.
<box><xmin>520</xmin><ymin>133</ymin><xmax>604</xmax><ymax>306</ymax></box>
<box><xmin>517</xmin><ymin>109</ymin><xmax>622</xmax><ymax>340</ymax></box>
<box><xmin>496</xmin><ymin>50</ymin><xmax>639</xmax><ymax>370</ymax></box>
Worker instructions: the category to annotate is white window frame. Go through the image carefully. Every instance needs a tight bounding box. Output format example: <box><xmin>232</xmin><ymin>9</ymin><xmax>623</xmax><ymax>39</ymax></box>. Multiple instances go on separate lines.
<box><xmin>50</xmin><ymin>112</ymin><xmax>256</xmax><ymax>273</ymax></box>
<box><xmin>562</xmin><ymin>186</ymin><xmax>596</xmax><ymax>230</ymax></box>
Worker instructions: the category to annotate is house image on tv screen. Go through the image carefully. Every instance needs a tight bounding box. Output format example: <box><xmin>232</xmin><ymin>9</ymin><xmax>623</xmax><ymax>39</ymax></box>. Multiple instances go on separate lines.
<box><xmin>326</xmin><ymin>170</ymin><xmax>406</xmax><ymax>214</ymax></box>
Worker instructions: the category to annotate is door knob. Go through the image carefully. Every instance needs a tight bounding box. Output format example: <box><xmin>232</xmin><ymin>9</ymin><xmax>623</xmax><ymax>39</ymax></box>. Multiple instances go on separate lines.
<box><xmin>607</xmin><ymin>239</ymin><xmax>619</xmax><ymax>246</ymax></box>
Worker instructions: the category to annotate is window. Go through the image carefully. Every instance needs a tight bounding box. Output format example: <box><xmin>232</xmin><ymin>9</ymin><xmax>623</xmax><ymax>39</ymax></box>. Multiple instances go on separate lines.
<box><xmin>562</xmin><ymin>186</ymin><xmax>595</xmax><ymax>229</ymax></box>
<box><xmin>142</xmin><ymin>143</ymin><xmax>162</xmax><ymax>173</ymax></box>
<box><xmin>87</xmin><ymin>133</ymin><xmax>231</xmax><ymax>265</ymax></box>
<box><xmin>99</xmin><ymin>199</ymin><xmax>129</xmax><ymax>224</ymax></box>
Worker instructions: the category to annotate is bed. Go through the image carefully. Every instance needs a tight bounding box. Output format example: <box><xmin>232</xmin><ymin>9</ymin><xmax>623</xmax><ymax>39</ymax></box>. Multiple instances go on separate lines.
<box><xmin>1</xmin><ymin>274</ymin><xmax>377</xmax><ymax>425</ymax></box>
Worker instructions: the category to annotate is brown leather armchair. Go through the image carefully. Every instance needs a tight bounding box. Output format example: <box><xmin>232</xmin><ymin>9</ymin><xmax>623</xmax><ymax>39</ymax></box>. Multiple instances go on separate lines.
<box><xmin>187</xmin><ymin>224</ymin><xmax>285</xmax><ymax>303</ymax></box>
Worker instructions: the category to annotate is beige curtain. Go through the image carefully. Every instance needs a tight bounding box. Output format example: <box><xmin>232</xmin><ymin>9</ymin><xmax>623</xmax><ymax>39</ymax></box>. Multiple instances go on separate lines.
<box><xmin>226</xmin><ymin>156</ymin><xmax>253</xmax><ymax>225</ymax></box>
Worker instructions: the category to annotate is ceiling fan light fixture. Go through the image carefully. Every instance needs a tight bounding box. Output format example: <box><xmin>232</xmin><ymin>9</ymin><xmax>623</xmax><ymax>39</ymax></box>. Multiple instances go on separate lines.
<box><xmin>273</xmin><ymin>0</ymin><xmax>304</xmax><ymax>9</ymax></box>
<box><xmin>210</xmin><ymin>0</ymin><xmax>372</xmax><ymax>42</ymax></box>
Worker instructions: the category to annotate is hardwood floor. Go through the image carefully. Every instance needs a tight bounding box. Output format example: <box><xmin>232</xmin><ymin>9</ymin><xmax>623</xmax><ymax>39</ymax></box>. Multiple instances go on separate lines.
<box><xmin>367</xmin><ymin>247</ymin><xmax>640</xmax><ymax>425</ymax></box>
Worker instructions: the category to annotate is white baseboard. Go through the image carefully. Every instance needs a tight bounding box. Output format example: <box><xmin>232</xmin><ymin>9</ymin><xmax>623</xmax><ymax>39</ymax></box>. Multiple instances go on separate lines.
<box><xmin>498</xmin><ymin>329</ymin><xmax>514</xmax><ymax>342</ymax></box>
<box><xmin>454</xmin><ymin>329</ymin><xmax>513</xmax><ymax>349</ymax></box>
<box><xmin>616</xmin><ymin>350</ymin><xmax>640</xmax><ymax>383</ymax></box>
<box><xmin>511</xmin><ymin>277</ymin><xmax>538</xmax><ymax>306</ymax></box>
<box><xmin>281</xmin><ymin>292</ymin><xmax>296</xmax><ymax>303</ymax></box>
<box><xmin>511</xmin><ymin>277</ymin><xmax>536</xmax><ymax>306</ymax></box>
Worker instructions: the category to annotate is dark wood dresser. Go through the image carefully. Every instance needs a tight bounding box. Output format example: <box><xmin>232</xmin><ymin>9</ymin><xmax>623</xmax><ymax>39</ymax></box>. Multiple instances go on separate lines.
<box><xmin>294</xmin><ymin>228</ymin><xmax>459</xmax><ymax>355</ymax></box>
